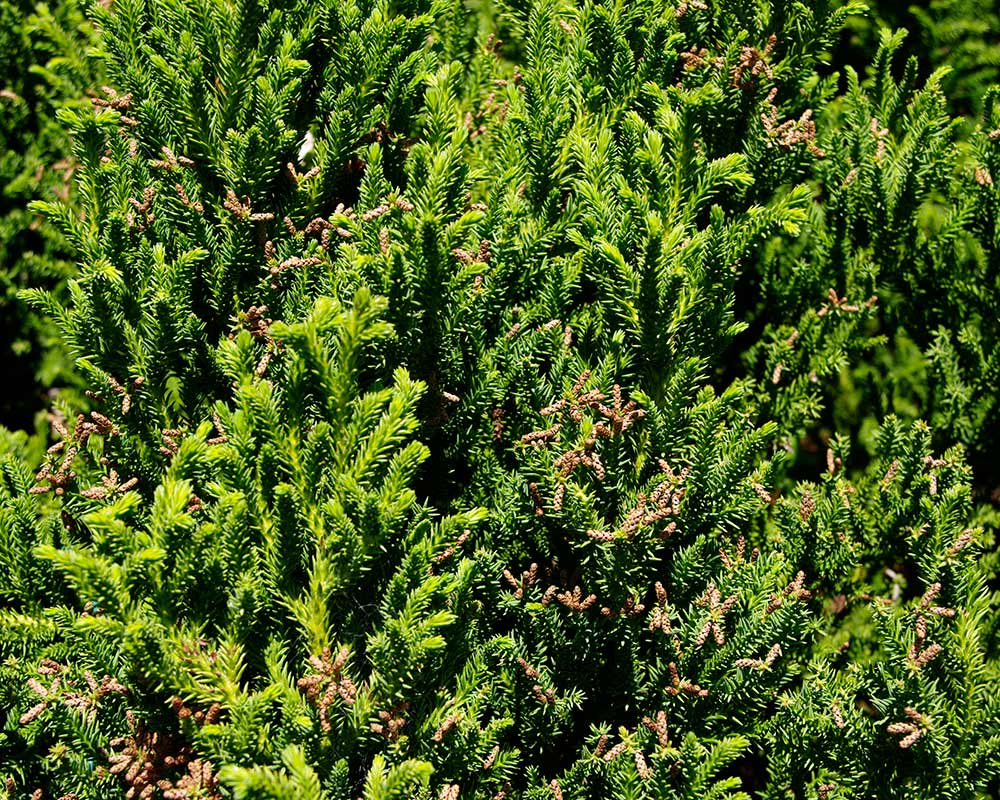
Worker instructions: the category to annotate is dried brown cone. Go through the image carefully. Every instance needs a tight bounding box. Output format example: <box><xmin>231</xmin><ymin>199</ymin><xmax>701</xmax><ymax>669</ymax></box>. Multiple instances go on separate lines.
<box><xmin>528</xmin><ymin>482</ymin><xmax>546</xmax><ymax>516</ymax></box>
<box><xmin>482</xmin><ymin>745</ymin><xmax>500</xmax><ymax>769</ymax></box>
<box><xmin>556</xmin><ymin>585</ymin><xmax>597</xmax><ymax>612</ymax></box>
<box><xmin>887</xmin><ymin>707</ymin><xmax>928</xmax><ymax>749</ymax></box>
<box><xmin>516</xmin><ymin>657</ymin><xmax>540</xmax><ymax>680</ymax></box>
<box><xmin>603</xmin><ymin>741</ymin><xmax>627</xmax><ymax>762</ymax></box>
<box><xmin>634</xmin><ymin>750</ymin><xmax>651</xmax><ymax>779</ymax></box>
<box><xmin>370</xmin><ymin>702</ymin><xmax>409</xmax><ymax>741</ymax></box>
<box><xmin>665</xmin><ymin>661</ymin><xmax>708</xmax><ymax>698</ymax></box>
<box><xmin>161</xmin><ymin>760</ymin><xmax>221</xmax><ymax>800</ymax></box>
<box><xmin>296</xmin><ymin>646</ymin><xmax>356</xmax><ymax>732</ymax></box>
<box><xmin>433</xmin><ymin>714</ymin><xmax>460</xmax><ymax>742</ymax></box>
<box><xmin>108</xmin><ymin>715</ymin><xmax>193</xmax><ymax>800</ymax></box>
<box><xmin>694</xmin><ymin>584</ymin><xmax>738</xmax><ymax>647</ymax></box>
<box><xmin>532</xmin><ymin>684</ymin><xmax>556</xmax><ymax>705</ymax></box>
<box><xmin>641</xmin><ymin>709</ymin><xmax>669</xmax><ymax>747</ymax></box>
<box><xmin>799</xmin><ymin>491</ymin><xmax>816</xmax><ymax>521</ymax></box>
<box><xmin>503</xmin><ymin>563</ymin><xmax>539</xmax><ymax>600</ymax></box>
<box><xmin>732</xmin><ymin>34</ymin><xmax>775</xmax><ymax>88</ymax></box>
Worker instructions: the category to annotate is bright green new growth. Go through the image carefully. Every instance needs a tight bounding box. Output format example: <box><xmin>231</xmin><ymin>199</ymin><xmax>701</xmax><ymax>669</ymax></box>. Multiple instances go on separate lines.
<box><xmin>1</xmin><ymin>0</ymin><xmax>999</xmax><ymax>799</ymax></box>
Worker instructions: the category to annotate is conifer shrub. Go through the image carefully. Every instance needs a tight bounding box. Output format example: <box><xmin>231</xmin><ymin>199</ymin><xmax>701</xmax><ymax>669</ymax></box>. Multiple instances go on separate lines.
<box><xmin>1</xmin><ymin>1</ymin><xmax>999</xmax><ymax>799</ymax></box>
<box><xmin>839</xmin><ymin>0</ymin><xmax>1000</xmax><ymax>119</ymax></box>
<box><xmin>0</xmin><ymin>0</ymin><xmax>99</xmax><ymax>431</ymax></box>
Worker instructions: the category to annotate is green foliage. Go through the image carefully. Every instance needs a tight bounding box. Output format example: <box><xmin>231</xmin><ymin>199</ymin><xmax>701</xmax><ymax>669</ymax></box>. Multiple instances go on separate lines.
<box><xmin>1</xmin><ymin>0</ymin><xmax>999</xmax><ymax>799</ymax></box>
<box><xmin>751</xmin><ymin>27</ymin><xmax>1000</xmax><ymax>487</ymax></box>
<box><xmin>0</xmin><ymin>0</ymin><xmax>100</xmax><ymax>430</ymax></box>
<box><xmin>840</xmin><ymin>0</ymin><xmax>1000</xmax><ymax>120</ymax></box>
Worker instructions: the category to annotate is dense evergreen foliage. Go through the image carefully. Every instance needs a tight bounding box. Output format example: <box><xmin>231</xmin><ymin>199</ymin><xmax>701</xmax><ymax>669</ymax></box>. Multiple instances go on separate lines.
<box><xmin>0</xmin><ymin>0</ymin><xmax>99</xmax><ymax>430</ymax></box>
<box><xmin>2</xmin><ymin>0</ymin><xmax>999</xmax><ymax>798</ymax></box>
